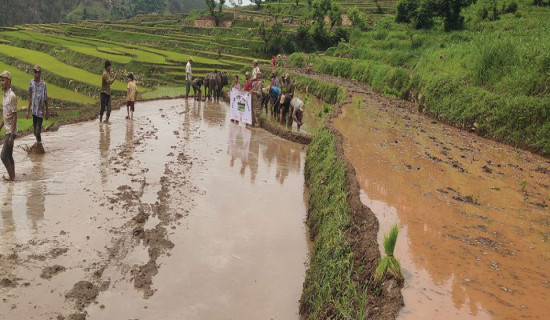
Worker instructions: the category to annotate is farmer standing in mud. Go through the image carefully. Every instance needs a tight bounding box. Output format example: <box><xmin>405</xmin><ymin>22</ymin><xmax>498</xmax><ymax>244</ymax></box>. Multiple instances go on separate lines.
<box><xmin>126</xmin><ymin>73</ymin><xmax>137</xmax><ymax>120</ymax></box>
<box><xmin>281</xmin><ymin>73</ymin><xmax>295</xmax><ymax>125</ymax></box>
<box><xmin>185</xmin><ymin>56</ymin><xmax>193</xmax><ymax>99</ymax></box>
<box><xmin>100</xmin><ymin>60</ymin><xmax>118</xmax><ymax>123</ymax></box>
<box><xmin>26</xmin><ymin>65</ymin><xmax>49</xmax><ymax>148</ymax></box>
<box><xmin>0</xmin><ymin>71</ymin><xmax>17</xmax><ymax>181</ymax></box>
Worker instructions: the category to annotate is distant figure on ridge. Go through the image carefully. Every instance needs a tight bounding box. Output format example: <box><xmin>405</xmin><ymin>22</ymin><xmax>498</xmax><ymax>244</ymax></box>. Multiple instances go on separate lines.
<box><xmin>26</xmin><ymin>64</ymin><xmax>49</xmax><ymax>153</ymax></box>
<box><xmin>0</xmin><ymin>71</ymin><xmax>17</xmax><ymax>181</ymax></box>
<box><xmin>126</xmin><ymin>73</ymin><xmax>138</xmax><ymax>120</ymax></box>
<box><xmin>252</xmin><ymin>60</ymin><xmax>260</xmax><ymax>81</ymax></box>
<box><xmin>100</xmin><ymin>60</ymin><xmax>118</xmax><ymax>123</ymax></box>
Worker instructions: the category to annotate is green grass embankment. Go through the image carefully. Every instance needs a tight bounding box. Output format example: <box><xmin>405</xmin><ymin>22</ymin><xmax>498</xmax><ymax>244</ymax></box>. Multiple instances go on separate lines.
<box><xmin>287</xmin><ymin>1</ymin><xmax>550</xmax><ymax>154</ymax></box>
<box><xmin>301</xmin><ymin>125</ymin><xmax>369</xmax><ymax>320</ymax></box>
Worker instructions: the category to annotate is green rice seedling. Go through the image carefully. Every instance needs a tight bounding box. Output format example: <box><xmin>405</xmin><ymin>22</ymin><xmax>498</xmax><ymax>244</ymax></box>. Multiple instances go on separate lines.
<box><xmin>373</xmin><ymin>224</ymin><xmax>402</xmax><ymax>284</ymax></box>
<box><xmin>519</xmin><ymin>179</ymin><xmax>527</xmax><ymax>192</ymax></box>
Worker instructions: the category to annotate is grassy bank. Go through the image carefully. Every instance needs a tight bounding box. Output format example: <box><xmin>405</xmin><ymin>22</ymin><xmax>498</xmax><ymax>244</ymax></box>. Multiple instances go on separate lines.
<box><xmin>286</xmin><ymin>1</ymin><xmax>550</xmax><ymax>154</ymax></box>
<box><xmin>301</xmin><ymin>125</ymin><xmax>369</xmax><ymax>319</ymax></box>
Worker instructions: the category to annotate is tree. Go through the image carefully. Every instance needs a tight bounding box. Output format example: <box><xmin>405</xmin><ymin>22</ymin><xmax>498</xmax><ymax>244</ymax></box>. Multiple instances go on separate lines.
<box><xmin>328</xmin><ymin>3</ymin><xmax>342</xmax><ymax>30</ymax></box>
<box><xmin>251</xmin><ymin>0</ymin><xmax>263</xmax><ymax>10</ymax></box>
<box><xmin>395</xmin><ymin>0</ymin><xmax>472</xmax><ymax>31</ymax></box>
<box><xmin>257</xmin><ymin>21</ymin><xmax>284</xmax><ymax>55</ymax></box>
<box><xmin>204</xmin><ymin>0</ymin><xmax>226</xmax><ymax>26</ymax></box>
<box><xmin>437</xmin><ymin>0</ymin><xmax>472</xmax><ymax>31</ymax></box>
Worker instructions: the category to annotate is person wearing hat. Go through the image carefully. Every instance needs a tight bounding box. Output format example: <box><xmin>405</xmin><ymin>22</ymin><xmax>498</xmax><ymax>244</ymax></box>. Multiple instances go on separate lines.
<box><xmin>185</xmin><ymin>56</ymin><xmax>193</xmax><ymax>99</ymax></box>
<box><xmin>26</xmin><ymin>64</ymin><xmax>49</xmax><ymax>147</ymax></box>
<box><xmin>252</xmin><ymin>60</ymin><xmax>260</xmax><ymax>81</ymax></box>
<box><xmin>243</xmin><ymin>71</ymin><xmax>252</xmax><ymax>92</ymax></box>
<box><xmin>270</xmin><ymin>70</ymin><xmax>280</xmax><ymax>88</ymax></box>
<box><xmin>0</xmin><ymin>71</ymin><xmax>17</xmax><ymax>181</ymax></box>
<box><xmin>100</xmin><ymin>60</ymin><xmax>118</xmax><ymax>123</ymax></box>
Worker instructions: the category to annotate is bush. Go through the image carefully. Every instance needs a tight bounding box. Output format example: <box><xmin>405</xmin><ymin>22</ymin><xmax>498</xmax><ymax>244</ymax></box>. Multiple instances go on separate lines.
<box><xmin>471</xmin><ymin>37</ymin><xmax>517</xmax><ymax>87</ymax></box>
<box><xmin>396</xmin><ymin>0</ymin><xmax>420</xmax><ymax>23</ymax></box>
<box><xmin>295</xmin><ymin>24</ymin><xmax>315</xmax><ymax>53</ymax></box>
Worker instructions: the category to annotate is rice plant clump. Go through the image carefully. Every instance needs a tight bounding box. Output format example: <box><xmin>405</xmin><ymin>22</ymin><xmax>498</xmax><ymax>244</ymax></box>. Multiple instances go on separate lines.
<box><xmin>373</xmin><ymin>224</ymin><xmax>403</xmax><ymax>284</ymax></box>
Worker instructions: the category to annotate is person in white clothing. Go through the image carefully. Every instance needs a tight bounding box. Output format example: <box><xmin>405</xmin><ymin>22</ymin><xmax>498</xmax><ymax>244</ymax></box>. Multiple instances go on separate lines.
<box><xmin>185</xmin><ymin>56</ymin><xmax>193</xmax><ymax>99</ymax></box>
<box><xmin>252</xmin><ymin>60</ymin><xmax>260</xmax><ymax>81</ymax></box>
<box><xmin>0</xmin><ymin>71</ymin><xmax>18</xmax><ymax>181</ymax></box>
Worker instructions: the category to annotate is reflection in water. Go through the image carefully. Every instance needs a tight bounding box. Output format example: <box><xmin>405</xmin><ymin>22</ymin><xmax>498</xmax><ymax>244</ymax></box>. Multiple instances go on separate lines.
<box><xmin>334</xmin><ymin>101</ymin><xmax>550</xmax><ymax>320</ymax></box>
<box><xmin>227</xmin><ymin>123</ymin><xmax>255</xmax><ymax>180</ymax></box>
<box><xmin>26</xmin><ymin>156</ymin><xmax>46</xmax><ymax>230</ymax></box>
<box><xmin>125</xmin><ymin>120</ymin><xmax>134</xmax><ymax>159</ymax></box>
<box><xmin>99</xmin><ymin>124</ymin><xmax>111</xmax><ymax>185</ymax></box>
<box><xmin>0</xmin><ymin>183</ymin><xmax>15</xmax><ymax>255</ymax></box>
<box><xmin>262</xmin><ymin>138</ymin><xmax>302</xmax><ymax>185</ymax></box>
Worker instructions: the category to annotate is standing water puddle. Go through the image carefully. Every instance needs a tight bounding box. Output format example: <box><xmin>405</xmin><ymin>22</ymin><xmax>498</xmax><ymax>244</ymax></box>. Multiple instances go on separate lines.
<box><xmin>0</xmin><ymin>99</ymin><xmax>308</xmax><ymax>319</ymax></box>
<box><xmin>333</xmin><ymin>96</ymin><xmax>549</xmax><ymax>319</ymax></box>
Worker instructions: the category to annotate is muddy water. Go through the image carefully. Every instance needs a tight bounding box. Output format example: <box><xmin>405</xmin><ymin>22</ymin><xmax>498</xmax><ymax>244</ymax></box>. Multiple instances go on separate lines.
<box><xmin>333</xmin><ymin>96</ymin><xmax>549</xmax><ymax>320</ymax></box>
<box><xmin>0</xmin><ymin>99</ymin><xmax>308</xmax><ymax>319</ymax></box>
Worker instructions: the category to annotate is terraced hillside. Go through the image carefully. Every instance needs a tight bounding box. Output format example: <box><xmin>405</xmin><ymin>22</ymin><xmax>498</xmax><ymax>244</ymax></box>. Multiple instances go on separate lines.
<box><xmin>0</xmin><ymin>19</ymin><xmax>267</xmax><ymax>133</ymax></box>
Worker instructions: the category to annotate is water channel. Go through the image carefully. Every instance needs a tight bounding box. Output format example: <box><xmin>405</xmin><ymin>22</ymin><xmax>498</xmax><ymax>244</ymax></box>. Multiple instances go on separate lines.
<box><xmin>334</xmin><ymin>94</ymin><xmax>549</xmax><ymax>320</ymax></box>
<box><xmin>0</xmin><ymin>99</ymin><xmax>308</xmax><ymax>319</ymax></box>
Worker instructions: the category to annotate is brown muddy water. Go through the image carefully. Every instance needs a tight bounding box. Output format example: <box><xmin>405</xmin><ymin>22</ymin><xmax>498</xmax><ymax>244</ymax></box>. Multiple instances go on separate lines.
<box><xmin>0</xmin><ymin>99</ymin><xmax>308</xmax><ymax>319</ymax></box>
<box><xmin>334</xmin><ymin>95</ymin><xmax>549</xmax><ymax>320</ymax></box>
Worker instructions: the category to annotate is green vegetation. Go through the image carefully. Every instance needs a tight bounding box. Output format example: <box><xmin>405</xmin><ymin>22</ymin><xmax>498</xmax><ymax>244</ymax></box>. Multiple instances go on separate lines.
<box><xmin>291</xmin><ymin>72</ymin><xmax>347</xmax><ymax>104</ymax></box>
<box><xmin>0</xmin><ymin>0</ymin><xmax>208</xmax><ymax>27</ymax></box>
<box><xmin>0</xmin><ymin>44</ymin><xmax>128</xmax><ymax>92</ymax></box>
<box><xmin>301</xmin><ymin>126</ymin><xmax>369</xmax><ymax>319</ymax></box>
<box><xmin>285</xmin><ymin>0</ymin><xmax>550</xmax><ymax>154</ymax></box>
<box><xmin>373</xmin><ymin>224</ymin><xmax>402</xmax><ymax>284</ymax></box>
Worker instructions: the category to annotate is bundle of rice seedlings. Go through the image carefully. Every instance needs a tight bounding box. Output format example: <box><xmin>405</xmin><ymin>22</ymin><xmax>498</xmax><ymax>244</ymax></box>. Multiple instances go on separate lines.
<box><xmin>373</xmin><ymin>224</ymin><xmax>402</xmax><ymax>284</ymax></box>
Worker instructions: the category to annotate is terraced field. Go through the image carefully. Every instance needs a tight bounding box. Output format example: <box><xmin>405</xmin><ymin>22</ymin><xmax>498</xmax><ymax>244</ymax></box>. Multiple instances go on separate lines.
<box><xmin>0</xmin><ymin>17</ymin><xmax>267</xmax><ymax>135</ymax></box>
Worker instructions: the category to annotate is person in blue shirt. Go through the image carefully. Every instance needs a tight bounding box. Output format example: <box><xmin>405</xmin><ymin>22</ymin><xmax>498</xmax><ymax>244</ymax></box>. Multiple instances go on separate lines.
<box><xmin>26</xmin><ymin>64</ymin><xmax>49</xmax><ymax>148</ymax></box>
<box><xmin>269</xmin><ymin>86</ymin><xmax>281</xmax><ymax>118</ymax></box>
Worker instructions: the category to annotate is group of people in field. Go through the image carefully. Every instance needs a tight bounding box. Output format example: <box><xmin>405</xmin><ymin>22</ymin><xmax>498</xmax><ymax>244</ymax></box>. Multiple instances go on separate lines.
<box><xmin>0</xmin><ymin>65</ymin><xmax>50</xmax><ymax>181</ymax></box>
<box><xmin>230</xmin><ymin>60</ymin><xmax>305</xmax><ymax>130</ymax></box>
<box><xmin>0</xmin><ymin>59</ymin><xmax>138</xmax><ymax>181</ymax></box>
<box><xmin>1</xmin><ymin>55</ymin><xmax>305</xmax><ymax>181</ymax></box>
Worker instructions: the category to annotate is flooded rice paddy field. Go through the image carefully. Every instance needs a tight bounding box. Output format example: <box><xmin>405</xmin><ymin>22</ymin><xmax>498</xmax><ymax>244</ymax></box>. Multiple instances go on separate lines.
<box><xmin>0</xmin><ymin>99</ymin><xmax>308</xmax><ymax>319</ymax></box>
<box><xmin>334</xmin><ymin>94</ymin><xmax>549</xmax><ymax>320</ymax></box>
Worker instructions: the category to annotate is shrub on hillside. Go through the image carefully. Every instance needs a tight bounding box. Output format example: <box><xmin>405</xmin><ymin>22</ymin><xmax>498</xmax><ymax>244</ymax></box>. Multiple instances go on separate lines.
<box><xmin>396</xmin><ymin>0</ymin><xmax>474</xmax><ymax>30</ymax></box>
<box><xmin>294</xmin><ymin>24</ymin><xmax>315</xmax><ymax>53</ymax></box>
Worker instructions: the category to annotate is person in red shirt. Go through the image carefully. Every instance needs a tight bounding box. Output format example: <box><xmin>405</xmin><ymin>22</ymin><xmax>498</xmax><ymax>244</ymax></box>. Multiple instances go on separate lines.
<box><xmin>271</xmin><ymin>55</ymin><xmax>276</xmax><ymax>67</ymax></box>
<box><xmin>244</xmin><ymin>71</ymin><xmax>252</xmax><ymax>92</ymax></box>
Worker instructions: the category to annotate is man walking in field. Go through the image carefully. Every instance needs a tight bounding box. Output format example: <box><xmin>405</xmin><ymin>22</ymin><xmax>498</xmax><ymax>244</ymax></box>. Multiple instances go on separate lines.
<box><xmin>126</xmin><ymin>73</ymin><xmax>138</xmax><ymax>120</ymax></box>
<box><xmin>0</xmin><ymin>71</ymin><xmax>17</xmax><ymax>181</ymax></box>
<box><xmin>185</xmin><ymin>56</ymin><xmax>193</xmax><ymax>99</ymax></box>
<box><xmin>26</xmin><ymin>64</ymin><xmax>48</xmax><ymax>151</ymax></box>
<box><xmin>100</xmin><ymin>60</ymin><xmax>118</xmax><ymax>123</ymax></box>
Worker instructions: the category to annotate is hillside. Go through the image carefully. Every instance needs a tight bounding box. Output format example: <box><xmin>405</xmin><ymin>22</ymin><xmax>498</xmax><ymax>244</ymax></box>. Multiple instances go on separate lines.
<box><xmin>0</xmin><ymin>0</ymin><xmax>208</xmax><ymax>26</ymax></box>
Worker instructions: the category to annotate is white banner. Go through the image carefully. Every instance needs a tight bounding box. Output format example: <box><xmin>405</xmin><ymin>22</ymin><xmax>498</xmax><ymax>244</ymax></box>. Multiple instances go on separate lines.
<box><xmin>230</xmin><ymin>88</ymin><xmax>252</xmax><ymax>125</ymax></box>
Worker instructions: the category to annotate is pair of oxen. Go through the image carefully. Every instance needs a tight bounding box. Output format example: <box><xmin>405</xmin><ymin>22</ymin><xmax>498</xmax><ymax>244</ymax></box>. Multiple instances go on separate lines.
<box><xmin>192</xmin><ymin>71</ymin><xmax>228</xmax><ymax>101</ymax></box>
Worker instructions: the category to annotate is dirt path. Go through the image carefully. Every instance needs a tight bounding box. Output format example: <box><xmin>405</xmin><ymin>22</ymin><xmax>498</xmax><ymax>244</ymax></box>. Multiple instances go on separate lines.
<box><xmin>0</xmin><ymin>99</ymin><xmax>309</xmax><ymax>319</ymax></box>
